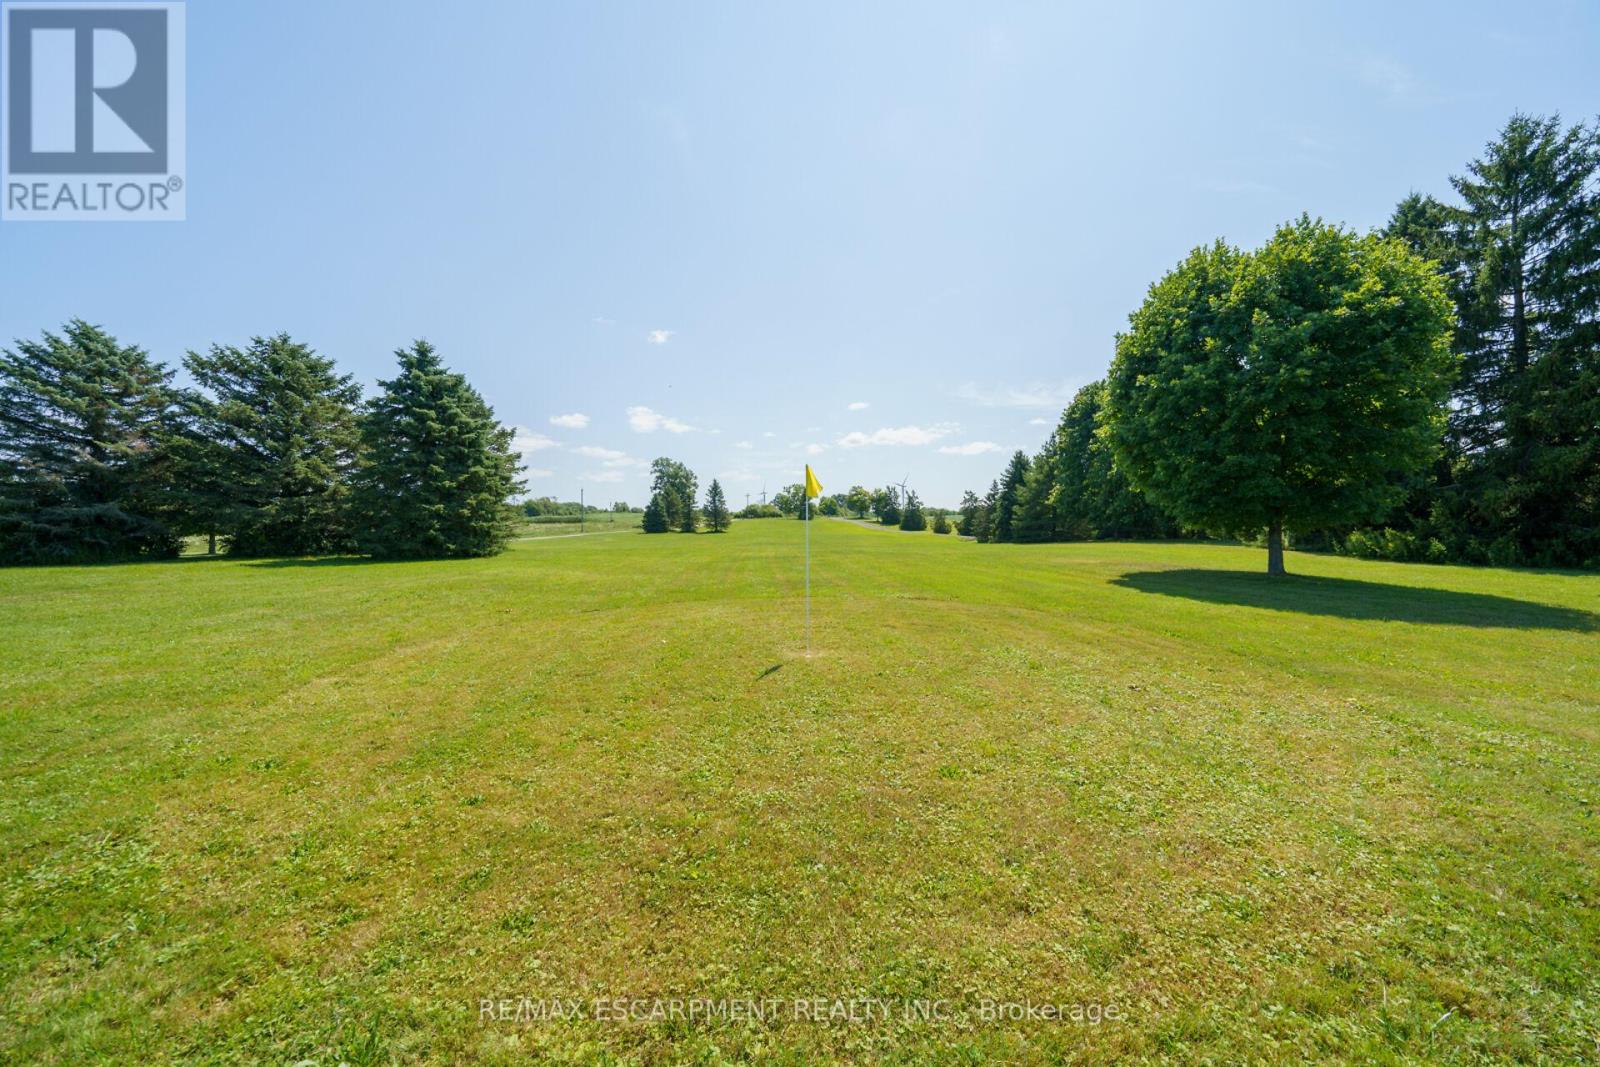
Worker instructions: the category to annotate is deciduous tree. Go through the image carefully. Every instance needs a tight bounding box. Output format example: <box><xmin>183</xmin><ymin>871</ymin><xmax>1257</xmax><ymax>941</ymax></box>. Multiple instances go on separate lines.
<box><xmin>1105</xmin><ymin>217</ymin><xmax>1456</xmax><ymax>575</ymax></box>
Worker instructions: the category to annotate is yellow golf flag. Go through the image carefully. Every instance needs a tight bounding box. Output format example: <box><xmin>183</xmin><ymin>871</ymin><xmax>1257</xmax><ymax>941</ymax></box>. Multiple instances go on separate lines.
<box><xmin>804</xmin><ymin>464</ymin><xmax>823</xmax><ymax>499</ymax></box>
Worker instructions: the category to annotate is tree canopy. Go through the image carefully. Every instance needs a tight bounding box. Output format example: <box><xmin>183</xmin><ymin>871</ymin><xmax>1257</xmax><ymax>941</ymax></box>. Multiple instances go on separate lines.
<box><xmin>1105</xmin><ymin>216</ymin><xmax>1456</xmax><ymax>574</ymax></box>
<box><xmin>350</xmin><ymin>341</ymin><xmax>524</xmax><ymax>559</ymax></box>
<box><xmin>0</xmin><ymin>321</ymin><xmax>180</xmax><ymax>564</ymax></box>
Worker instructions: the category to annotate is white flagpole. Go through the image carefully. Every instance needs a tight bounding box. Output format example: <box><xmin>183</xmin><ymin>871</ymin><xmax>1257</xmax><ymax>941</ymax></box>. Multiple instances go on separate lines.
<box><xmin>804</xmin><ymin>495</ymin><xmax>811</xmax><ymax>655</ymax></box>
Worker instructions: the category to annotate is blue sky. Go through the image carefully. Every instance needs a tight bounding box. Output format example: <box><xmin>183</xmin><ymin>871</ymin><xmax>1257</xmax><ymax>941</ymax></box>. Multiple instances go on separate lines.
<box><xmin>3</xmin><ymin>1</ymin><xmax>1598</xmax><ymax>506</ymax></box>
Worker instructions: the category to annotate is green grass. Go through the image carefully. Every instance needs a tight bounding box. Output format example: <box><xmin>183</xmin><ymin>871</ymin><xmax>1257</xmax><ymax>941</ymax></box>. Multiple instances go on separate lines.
<box><xmin>2</xmin><ymin>520</ymin><xmax>1598</xmax><ymax>1064</ymax></box>
<box><xmin>515</xmin><ymin>511</ymin><xmax>642</xmax><ymax>539</ymax></box>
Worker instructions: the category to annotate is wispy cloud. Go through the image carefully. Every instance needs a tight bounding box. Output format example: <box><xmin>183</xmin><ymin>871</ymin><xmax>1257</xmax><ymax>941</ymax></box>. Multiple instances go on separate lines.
<box><xmin>1356</xmin><ymin>55</ymin><xmax>1423</xmax><ymax>102</ymax></box>
<box><xmin>627</xmin><ymin>405</ymin><xmax>694</xmax><ymax>433</ymax></box>
<box><xmin>647</xmin><ymin>329</ymin><xmax>674</xmax><ymax>345</ymax></box>
<box><xmin>805</xmin><ymin>443</ymin><xmax>826</xmax><ymax>456</ymax></box>
<box><xmin>735</xmin><ymin>440</ymin><xmax>753</xmax><ymax>449</ymax></box>
<box><xmin>549</xmin><ymin>412</ymin><xmax>589</xmax><ymax>429</ymax></box>
<box><xmin>762</xmin><ymin>431</ymin><xmax>776</xmax><ymax>438</ymax></box>
<box><xmin>571</xmin><ymin>445</ymin><xmax>644</xmax><ymax>468</ymax></box>
<box><xmin>585</xmin><ymin>469</ymin><xmax>625</xmax><ymax>484</ymax></box>
<box><xmin>836</xmin><ymin>423</ymin><xmax>957</xmax><ymax>448</ymax></box>
<box><xmin>847</xmin><ymin>401</ymin><xmax>870</xmax><ymax>411</ymax></box>
<box><xmin>524</xmin><ymin>467</ymin><xmax>555</xmax><ymax>478</ymax></box>
<box><xmin>1028</xmin><ymin>417</ymin><xmax>1051</xmax><ymax>426</ymax></box>
<box><xmin>592</xmin><ymin>315</ymin><xmax>616</xmax><ymax>326</ymax></box>
<box><xmin>938</xmin><ymin>441</ymin><xmax>1001</xmax><ymax>456</ymax></box>
<box><xmin>954</xmin><ymin>381</ymin><xmax>1077</xmax><ymax>410</ymax></box>
<box><xmin>511</xmin><ymin>427</ymin><xmax>560</xmax><ymax>452</ymax></box>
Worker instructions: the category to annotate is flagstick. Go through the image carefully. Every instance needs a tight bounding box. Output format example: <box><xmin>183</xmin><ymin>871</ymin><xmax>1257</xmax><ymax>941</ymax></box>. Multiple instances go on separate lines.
<box><xmin>804</xmin><ymin>495</ymin><xmax>812</xmax><ymax>656</ymax></box>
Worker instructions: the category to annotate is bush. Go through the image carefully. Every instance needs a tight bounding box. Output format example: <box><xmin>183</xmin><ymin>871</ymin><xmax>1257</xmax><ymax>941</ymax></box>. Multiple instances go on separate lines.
<box><xmin>932</xmin><ymin>512</ymin><xmax>952</xmax><ymax>534</ymax></box>
<box><xmin>737</xmin><ymin>504</ymin><xmax>782</xmax><ymax>519</ymax></box>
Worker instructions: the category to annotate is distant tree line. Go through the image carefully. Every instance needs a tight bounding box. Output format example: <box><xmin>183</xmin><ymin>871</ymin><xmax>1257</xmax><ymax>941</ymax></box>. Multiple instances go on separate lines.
<box><xmin>0</xmin><ymin>325</ymin><xmax>524</xmax><ymax>565</ymax></box>
<box><xmin>522</xmin><ymin>497</ymin><xmax>637</xmax><ymax>517</ymax></box>
<box><xmin>964</xmin><ymin>113</ymin><xmax>1599</xmax><ymax>571</ymax></box>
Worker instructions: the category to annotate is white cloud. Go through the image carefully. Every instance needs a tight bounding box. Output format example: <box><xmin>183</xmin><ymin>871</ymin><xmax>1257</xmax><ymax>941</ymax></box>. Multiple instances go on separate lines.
<box><xmin>647</xmin><ymin>329</ymin><xmax>674</xmax><ymax>345</ymax></box>
<box><xmin>836</xmin><ymin>423</ymin><xmax>957</xmax><ymax>448</ymax></box>
<box><xmin>549</xmin><ymin>413</ymin><xmax>589</xmax><ymax>429</ymax></box>
<box><xmin>592</xmin><ymin>315</ymin><xmax>615</xmax><ymax>326</ymax></box>
<box><xmin>571</xmin><ymin>445</ymin><xmax>643</xmax><ymax>469</ymax></box>
<box><xmin>847</xmin><ymin>401</ymin><xmax>870</xmax><ymax>411</ymax></box>
<box><xmin>938</xmin><ymin>441</ymin><xmax>1002</xmax><ymax>456</ymax></box>
<box><xmin>511</xmin><ymin>427</ymin><xmax>560</xmax><ymax>452</ymax></box>
<box><xmin>627</xmin><ymin>405</ymin><xmax>694</xmax><ymax>433</ymax></box>
<box><xmin>805</xmin><ymin>443</ymin><xmax>826</xmax><ymax>456</ymax></box>
<box><xmin>585</xmin><ymin>469</ymin><xmax>625</xmax><ymax>483</ymax></box>
<box><xmin>954</xmin><ymin>381</ymin><xmax>1077</xmax><ymax>409</ymax></box>
<box><xmin>523</xmin><ymin>467</ymin><xmax>555</xmax><ymax>478</ymax></box>
<box><xmin>735</xmin><ymin>440</ymin><xmax>753</xmax><ymax>449</ymax></box>
<box><xmin>1028</xmin><ymin>417</ymin><xmax>1051</xmax><ymax>426</ymax></box>
<box><xmin>762</xmin><ymin>431</ymin><xmax>776</xmax><ymax>438</ymax></box>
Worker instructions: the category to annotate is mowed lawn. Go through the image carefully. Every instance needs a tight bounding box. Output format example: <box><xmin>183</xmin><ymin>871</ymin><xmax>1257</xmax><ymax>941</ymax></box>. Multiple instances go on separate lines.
<box><xmin>2</xmin><ymin>521</ymin><xmax>1598</xmax><ymax>1065</ymax></box>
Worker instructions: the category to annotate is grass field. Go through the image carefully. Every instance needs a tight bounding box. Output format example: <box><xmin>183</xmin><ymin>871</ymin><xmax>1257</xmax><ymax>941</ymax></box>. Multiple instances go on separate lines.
<box><xmin>2</xmin><ymin>520</ymin><xmax>1598</xmax><ymax>1064</ymax></box>
<box><xmin>516</xmin><ymin>512</ymin><xmax>643</xmax><ymax>539</ymax></box>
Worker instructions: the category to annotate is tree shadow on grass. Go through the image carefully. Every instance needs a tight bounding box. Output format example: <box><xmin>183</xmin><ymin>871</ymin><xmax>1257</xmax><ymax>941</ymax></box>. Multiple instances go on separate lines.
<box><xmin>242</xmin><ymin>555</ymin><xmax>398</xmax><ymax>569</ymax></box>
<box><xmin>1113</xmin><ymin>569</ymin><xmax>1600</xmax><ymax>632</ymax></box>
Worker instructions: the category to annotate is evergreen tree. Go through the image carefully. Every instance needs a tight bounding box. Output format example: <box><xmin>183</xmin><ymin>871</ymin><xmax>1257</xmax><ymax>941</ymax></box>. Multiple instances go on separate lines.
<box><xmin>898</xmin><ymin>490</ymin><xmax>927</xmax><ymax>531</ymax></box>
<box><xmin>932</xmin><ymin>510</ymin><xmax>952</xmax><ymax>534</ymax></box>
<box><xmin>956</xmin><ymin>490</ymin><xmax>982</xmax><ymax>536</ymax></box>
<box><xmin>350</xmin><ymin>340</ymin><xmax>524</xmax><ymax>559</ymax></box>
<box><xmin>0</xmin><ymin>320</ymin><xmax>180</xmax><ymax>564</ymax></box>
<box><xmin>704</xmin><ymin>479</ymin><xmax>730</xmax><ymax>532</ymax></box>
<box><xmin>183</xmin><ymin>334</ymin><xmax>361</xmax><ymax>556</ymax></box>
<box><xmin>976</xmin><ymin>480</ymin><xmax>999</xmax><ymax>541</ymax></box>
<box><xmin>1044</xmin><ymin>381</ymin><xmax>1180</xmax><ymax>541</ymax></box>
<box><xmin>641</xmin><ymin>493</ymin><xmax>670</xmax><ymax>533</ymax></box>
<box><xmin>991</xmin><ymin>451</ymin><xmax>1031</xmax><ymax>542</ymax></box>
<box><xmin>1381</xmin><ymin>114</ymin><xmax>1600</xmax><ymax>567</ymax></box>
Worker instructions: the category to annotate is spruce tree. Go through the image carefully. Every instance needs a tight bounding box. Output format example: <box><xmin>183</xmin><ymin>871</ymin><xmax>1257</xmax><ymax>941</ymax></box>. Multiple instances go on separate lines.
<box><xmin>183</xmin><ymin>334</ymin><xmax>361</xmax><ymax>556</ymax></box>
<box><xmin>991</xmin><ymin>451</ymin><xmax>1031</xmax><ymax>542</ymax></box>
<box><xmin>1446</xmin><ymin>115</ymin><xmax>1599</xmax><ymax>565</ymax></box>
<box><xmin>0</xmin><ymin>320</ymin><xmax>180</xmax><ymax>564</ymax></box>
<box><xmin>641</xmin><ymin>493</ymin><xmax>670</xmax><ymax>533</ymax></box>
<box><xmin>704</xmin><ymin>479</ymin><xmax>730</xmax><ymax>532</ymax></box>
<box><xmin>351</xmin><ymin>341</ymin><xmax>524</xmax><ymax>559</ymax></box>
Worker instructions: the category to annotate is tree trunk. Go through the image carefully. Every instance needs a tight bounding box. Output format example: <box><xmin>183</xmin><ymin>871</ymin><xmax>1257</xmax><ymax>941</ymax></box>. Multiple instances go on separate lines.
<box><xmin>1267</xmin><ymin>520</ymin><xmax>1286</xmax><ymax>576</ymax></box>
<box><xmin>208</xmin><ymin>531</ymin><xmax>216</xmax><ymax>555</ymax></box>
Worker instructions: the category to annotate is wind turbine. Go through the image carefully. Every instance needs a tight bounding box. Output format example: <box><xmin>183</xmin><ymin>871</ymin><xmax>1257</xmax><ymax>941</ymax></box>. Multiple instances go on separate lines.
<box><xmin>896</xmin><ymin>473</ymin><xmax>910</xmax><ymax>507</ymax></box>
<box><xmin>760</xmin><ymin>481</ymin><xmax>768</xmax><ymax>506</ymax></box>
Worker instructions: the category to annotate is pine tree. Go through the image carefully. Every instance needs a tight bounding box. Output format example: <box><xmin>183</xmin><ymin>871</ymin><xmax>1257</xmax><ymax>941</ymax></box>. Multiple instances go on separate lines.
<box><xmin>350</xmin><ymin>340</ymin><xmax>524</xmax><ymax>559</ymax></box>
<box><xmin>641</xmin><ymin>493</ymin><xmax>670</xmax><ymax>533</ymax></box>
<box><xmin>991</xmin><ymin>451</ymin><xmax>1031</xmax><ymax>542</ymax></box>
<box><xmin>898</xmin><ymin>490</ymin><xmax>927</xmax><ymax>531</ymax></box>
<box><xmin>704</xmin><ymin>479</ymin><xmax>730</xmax><ymax>532</ymax></box>
<box><xmin>976</xmin><ymin>480</ymin><xmax>999</xmax><ymax>541</ymax></box>
<box><xmin>183</xmin><ymin>334</ymin><xmax>361</xmax><ymax>557</ymax></box>
<box><xmin>956</xmin><ymin>490</ymin><xmax>982</xmax><ymax>536</ymax></box>
<box><xmin>932</xmin><ymin>510</ymin><xmax>952</xmax><ymax>534</ymax></box>
<box><xmin>0</xmin><ymin>320</ymin><xmax>181</xmax><ymax>564</ymax></box>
